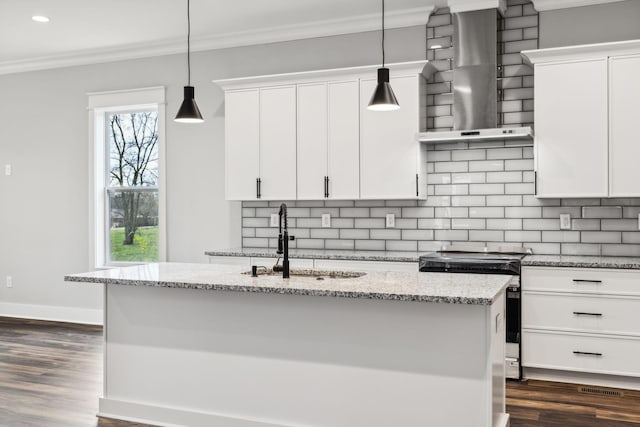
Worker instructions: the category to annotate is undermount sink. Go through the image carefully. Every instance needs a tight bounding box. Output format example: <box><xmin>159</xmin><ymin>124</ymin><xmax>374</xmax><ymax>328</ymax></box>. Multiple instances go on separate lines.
<box><xmin>245</xmin><ymin>267</ymin><xmax>366</xmax><ymax>279</ymax></box>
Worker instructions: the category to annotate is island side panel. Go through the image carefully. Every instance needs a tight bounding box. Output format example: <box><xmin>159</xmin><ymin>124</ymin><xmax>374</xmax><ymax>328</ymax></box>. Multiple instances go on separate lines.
<box><xmin>102</xmin><ymin>284</ymin><xmax>496</xmax><ymax>427</ymax></box>
<box><xmin>490</xmin><ymin>290</ymin><xmax>507</xmax><ymax>427</ymax></box>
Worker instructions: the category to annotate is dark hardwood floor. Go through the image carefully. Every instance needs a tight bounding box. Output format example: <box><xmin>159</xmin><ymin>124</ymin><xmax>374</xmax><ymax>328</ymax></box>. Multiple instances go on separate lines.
<box><xmin>1</xmin><ymin>316</ymin><xmax>639</xmax><ymax>426</ymax></box>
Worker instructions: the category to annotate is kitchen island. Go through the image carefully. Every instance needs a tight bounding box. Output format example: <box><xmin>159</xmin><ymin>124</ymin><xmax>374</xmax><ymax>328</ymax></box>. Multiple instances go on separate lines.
<box><xmin>65</xmin><ymin>262</ymin><xmax>511</xmax><ymax>427</ymax></box>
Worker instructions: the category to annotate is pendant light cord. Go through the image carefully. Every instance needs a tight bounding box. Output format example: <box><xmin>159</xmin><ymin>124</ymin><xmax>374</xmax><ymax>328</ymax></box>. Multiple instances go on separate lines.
<box><xmin>381</xmin><ymin>0</ymin><xmax>385</xmax><ymax>67</ymax></box>
<box><xmin>187</xmin><ymin>0</ymin><xmax>191</xmax><ymax>86</ymax></box>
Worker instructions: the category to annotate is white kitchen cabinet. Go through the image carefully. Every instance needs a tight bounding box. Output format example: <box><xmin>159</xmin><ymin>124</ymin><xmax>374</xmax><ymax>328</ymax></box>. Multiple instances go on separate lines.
<box><xmin>297</xmin><ymin>80</ymin><xmax>360</xmax><ymax>200</ymax></box>
<box><xmin>523</xmin><ymin>40</ymin><xmax>640</xmax><ymax>199</ymax></box>
<box><xmin>609</xmin><ymin>55</ymin><xmax>640</xmax><ymax>197</ymax></box>
<box><xmin>533</xmin><ymin>59</ymin><xmax>608</xmax><ymax>198</ymax></box>
<box><xmin>225</xmin><ymin>89</ymin><xmax>260</xmax><ymax>200</ymax></box>
<box><xmin>360</xmin><ymin>75</ymin><xmax>426</xmax><ymax>200</ymax></box>
<box><xmin>259</xmin><ymin>85</ymin><xmax>297</xmax><ymax>200</ymax></box>
<box><xmin>327</xmin><ymin>80</ymin><xmax>360</xmax><ymax>199</ymax></box>
<box><xmin>522</xmin><ymin>266</ymin><xmax>640</xmax><ymax>386</ymax></box>
<box><xmin>215</xmin><ymin>61</ymin><xmax>428</xmax><ymax>201</ymax></box>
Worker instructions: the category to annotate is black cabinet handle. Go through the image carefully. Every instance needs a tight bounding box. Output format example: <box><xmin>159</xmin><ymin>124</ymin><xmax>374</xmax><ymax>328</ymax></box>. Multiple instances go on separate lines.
<box><xmin>326</xmin><ymin>176</ymin><xmax>330</xmax><ymax>198</ymax></box>
<box><xmin>534</xmin><ymin>171</ymin><xmax>537</xmax><ymax>196</ymax></box>
<box><xmin>256</xmin><ymin>178</ymin><xmax>261</xmax><ymax>199</ymax></box>
<box><xmin>573</xmin><ymin>279</ymin><xmax>602</xmax><ymax>284</ymax></box>
<box><xmin>416</xmin><ymin>174</ymin><xmax>419</xmax><ymax>197</ymax></box>
<box><xmin>573</xmin><ymin>351</ymin><xmax>603</xmax><ymax>357</ymax></box>
<box><xmin>573</xmin><ymin>312</ymin><xmax>603</xmax><ymax>317</ymax></box>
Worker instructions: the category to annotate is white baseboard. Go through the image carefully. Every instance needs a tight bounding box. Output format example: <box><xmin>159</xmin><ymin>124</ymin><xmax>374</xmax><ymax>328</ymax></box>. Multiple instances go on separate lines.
<box><xmin>0</xmin><ymin>302</ymin><xmax>103</xmax><ymax>325</ymax></box>
<box><xmin>524</xmin><ymin>367</ymin><xmax>640</xmax><ymax>391</ymax></box>
<box><xmin>99</xmin><ymin>398</ymin><xmax>293</xmax><ymax>427</ymax></box>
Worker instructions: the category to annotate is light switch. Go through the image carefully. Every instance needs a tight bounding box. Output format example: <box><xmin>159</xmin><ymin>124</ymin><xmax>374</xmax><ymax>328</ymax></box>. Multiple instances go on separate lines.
<box><xmin>560</xmin><ymin>214</ymin><xmax>571</xmax><ymax>230</ymax></box>
<box><xmin>321</xmin><ymin>214</ymin><xmax>331</xmax><ymax>228</ymax></box>
<box><xmin>270</xmin><ymin>214</ymin><xmax>278</xmax><ymax>227</ymax></box>
<box><xmin>386</xmin><ymin>214</ymin><xmax>395</xmax><ymax>228</ymax></box>
<box><xmin>4</xmin><ymin>164</ymin><xmax>11</xmax><ymax>176</ymax></box>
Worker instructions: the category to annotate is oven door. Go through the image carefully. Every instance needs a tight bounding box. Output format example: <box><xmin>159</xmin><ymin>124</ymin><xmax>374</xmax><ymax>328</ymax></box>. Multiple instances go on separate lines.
<box><xmin>505</xmin><ymin>282</ymin><xmax>521</xmax><ymax>379</ymax></box>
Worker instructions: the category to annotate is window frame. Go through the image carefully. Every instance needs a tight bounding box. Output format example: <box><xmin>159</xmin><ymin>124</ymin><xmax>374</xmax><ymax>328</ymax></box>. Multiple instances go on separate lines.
<box><xmin>88</xmin><ymin>87</ymin><xmax>166</xmax><ymax>269</ymax></box>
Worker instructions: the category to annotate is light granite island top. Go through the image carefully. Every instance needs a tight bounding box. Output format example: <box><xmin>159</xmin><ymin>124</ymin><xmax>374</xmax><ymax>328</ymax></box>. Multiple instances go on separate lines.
<box><xmin>66</xmin><ymin>262</ymin><xmax>509</xmax><ymax>427</ymax></box>
<box><xmin>65</xmin><ymin>262</ymin><xmax>512</xmax><ymax>305</ymax></box>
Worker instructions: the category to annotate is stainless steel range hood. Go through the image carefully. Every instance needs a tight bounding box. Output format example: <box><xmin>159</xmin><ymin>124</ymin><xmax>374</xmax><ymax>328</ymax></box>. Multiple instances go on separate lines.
<box><xmin>418</xmin><ymin>9</ymin><xmax>533</xmax><ymax>144</ymax></box>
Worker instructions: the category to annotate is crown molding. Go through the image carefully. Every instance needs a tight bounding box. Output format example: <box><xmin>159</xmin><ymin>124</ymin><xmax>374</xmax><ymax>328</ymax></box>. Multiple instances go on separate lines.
<box><xmin>447</xmin><ymin>0</ymin><xmax>507</xmax><ymax>15</ymax></box>
<box><xmin>531</xmin><ymin>0</ymin><xmax>628</xmax><ymax>11</ymax></box>
<box><xmin>522</xmin><ymin>39</ymin><xmax>640</xmax><ymax>65</ymax></box>
<box><xmin>0</xmin><ymin>6</ymin><xmax>434</xmax><ymax>76</ymax></box>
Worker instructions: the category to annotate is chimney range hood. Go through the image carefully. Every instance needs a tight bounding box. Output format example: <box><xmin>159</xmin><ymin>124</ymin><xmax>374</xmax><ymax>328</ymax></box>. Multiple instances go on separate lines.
<box><xmin>417</xmin><ymin>8</ymin><xmax>533</xmax><ymax>144</ymax></box>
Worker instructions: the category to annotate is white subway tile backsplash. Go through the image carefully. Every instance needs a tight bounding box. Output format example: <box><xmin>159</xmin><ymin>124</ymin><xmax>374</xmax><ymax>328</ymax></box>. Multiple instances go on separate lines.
<box><xmin>436</xmin><ymin>207</ymin><xmax>469</xmax><ymax>218</ymax></box>
<box><xmin>469</xmin><ymin>230</ymin><xmax>505</xmax><ymax>242</ymax></box>
<box><xmin>504</xmin><ymin>159</ymin><xmax>534</xmax><ymax>171</ymax></box>
<box><xmin>428</xmin><ymin>173</ymin><xmax>452</xmax><ymax>184</ymax></box>
<box><xmin>402</xmin><ymin>207</ymin><xmax>435</xmax><ymax>218</ymax></box>
<box><xmin>340</xmin><ymin>207</ymin><xmax>370</xmax><ymax>217</ymax></box>
<box><xmin>470</xmin><ymin>207</ymin><xmax>505</xmax><ymax>218</ymax></box>
<box><xmin>435</xmin><ymin>184</ymin><xmax>469</xmax><ymax>195</ymax></box>
<box><xmin>487</xmin><ymin>195</ymin><xmax>523</xmax><ymax>206</ymax></box>
<box><xmin>419</xmin><ymin>218</ymin><xmax>451</xmax><ymax>229</ymax></box>
<box><xmin>451</xmin><ymin>149</ymin><xmax>486</xmax><ymax>161</ymax></box>
<box><xmin>451</xmin><ymin>195</ymin><xmax>486</xmax><ymax>207</ymax></box>
<box><xmin>571</xmin><ymin>219</ymin><xmax>601</xmax><ymax>231</ymax></box>
<box><xmin>325</xmin><ymin>239</ymin><xmax>355</xmax><ymax>250</ymax></box>
<box><xmin>340</xmin><ymin>229</ymin><xmax>369</xmax><ymax>239</ymax></box>
<box><xmin>435</xmin><ymin>161</ymin><xmax>469</xmax><ymax>173</ymax></box>
<box><xmin>523</xmin><ymin>218</ymin><xmax>559</xmax><ymax>230</ymax></box>
<box><xmin>402</xmin><ymin>229</ymin><xmax>435</xmax><ymax>240</ymax></box>
<box><xmin>561</xmin><ymin>243</ymin><xmax>601</xmax><ymax>256</ymax></box>
<box><xmin>310</xmin><ymin>229</ymin><xmax>340</xmax><ymax>239</ymax></box>
<box><xmin>487</xmin><ymin>218</ymin><xmax>521</xmax><ymax>230</ymax></box>
<box><xmin>469</xmin><ymin>183</ymin><xmax>505</xmax><ymax>195</ymax></box>
<box><xmin>452</xmin><ymin>218</ymin><xmax>486</xmax><ymax>229</ymax></box>
<box><xmin>582</xmin><ymin>206</ymin><xmax>622</xmax><ymax>219</ymax></box>
<box><xmin>542</xmin><ymin>231</ymin><xmax>580</xmax><ymax>243</ymax></box>
<box><xmin>355</xmin><ymin>240</ymin><xmax>385</xmax><ymax>251</ymax></box>
<box><xmin>505</xmin><ymin>207</ymin><xmax>542</xmax><ymax>218</ymax></box>
<box><xmin>506</xmin><ymin>183</ymin><xmax>535</xmax><ymax>195</ymax></box>
<box><xmin>370</xmin><ymin>229</ymin><xmax>402</xmax><ymax>240</ymax></box>
<box><xmin>386</xmin><ymin>240</ymin><xmax>419</xmax><ymax>251</ymax></box>
<box><xmin>581</xmin><ymin>231</ymin><xmax>621</xmax><ymax>244</ymax></box>
<box><xmin>505</xmin><ymin>230</ymin><xmax>541</xmax><ymax>242</ymax></box>
<box><xmin>486</xmin><ymin>171</ymin><xmax>522</xmax><ymax>183</ymax></box>
<box><xmin>452</xmin><ymin>172</ymin><xmax>486</xmax><ymax>184</ymax></box>
<box><xmin>435</xmin><ymin>230</ymin><xmax>469</xmax><ymax>241</ymax></box>
<box><xmin>601</xmin><ymin>244</ymin><xmax>640</xmax><ymax>257</ymax></box>
<box><xmin>601</xmin><ymin>219</ymin><xmax>638</xmax><ymax>231</ymax></box>
<box><xmin>623</xmin><ymin>232</ymin><xmax>640</xmax><ymax>244</ymax></box>
<box><xmin>355</xmin><ymin>218</ymin><xmax>385</xmax><ymax>229</ymax></box>
<box><xmin>370</xmin><ymin>207</ymin><xmax>402</xmax><ymax>217</ymax></box>
<box><xmin>469</xmin><ymin>160</ymin><xmax>504</xmax><ymax>172</ymax></box>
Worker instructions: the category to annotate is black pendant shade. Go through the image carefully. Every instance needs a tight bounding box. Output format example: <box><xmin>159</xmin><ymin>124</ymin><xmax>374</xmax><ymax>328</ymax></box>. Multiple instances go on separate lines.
<box><xmin>368</xmin><ymin>68</ymin><xmax>400</xmax><ymax>111</ymax></box>
<box><xmin>367</xmin><ymin>0</ymin><xmax>399</xmax><ymax>111</ymax></box>
<box><xmin>175</xmin><ymin>86</ymin><xmax>204</xmax><ymax>123</ymax></box>
<box><xmin>175</xmin><ymin>0</ymin><xmax>204</xmax><ymax>123</ymax></box>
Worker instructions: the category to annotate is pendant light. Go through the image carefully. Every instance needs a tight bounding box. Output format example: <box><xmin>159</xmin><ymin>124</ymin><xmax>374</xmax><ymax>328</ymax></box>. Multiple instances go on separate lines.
<box><xmin>368</xmin><ymin>0</ymin><xmax>400</xmax><ymax>111</ymax></box>
<box><xmin>175</xmin><ymin>0</ymin><xmax>204</xmax><ymax>123</ymax></box>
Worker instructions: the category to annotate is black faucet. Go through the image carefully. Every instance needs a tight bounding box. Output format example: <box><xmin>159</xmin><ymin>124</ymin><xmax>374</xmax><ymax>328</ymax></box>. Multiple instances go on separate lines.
<box><xmin>275</xmin><ymin>203</ymin><xmax>295</xmax><ymax>278</ymax></box>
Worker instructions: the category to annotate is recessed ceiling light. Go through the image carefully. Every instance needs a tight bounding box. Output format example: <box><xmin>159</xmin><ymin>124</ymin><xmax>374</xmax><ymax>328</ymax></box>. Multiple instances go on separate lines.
<box><xmin>32</xmin><ymin>15</ymin><xmax>50</xmax><ymax>23</ymax></box>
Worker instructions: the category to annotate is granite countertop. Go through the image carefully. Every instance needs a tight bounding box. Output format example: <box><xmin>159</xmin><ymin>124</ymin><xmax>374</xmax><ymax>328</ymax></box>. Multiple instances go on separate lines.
<box><xmin>522</xmin><ymin>255</ymin><xmax>640</xmax><ymax>270</ymax></box>
<box><xmin>65</xmin><ymin>262</ymin><xmax>511</xmax><ymax>305</ymax></box>
<box><xmin>205</xmin><ymin>248</ymin><xmax>422</xmax><ymax>262</ymax></box>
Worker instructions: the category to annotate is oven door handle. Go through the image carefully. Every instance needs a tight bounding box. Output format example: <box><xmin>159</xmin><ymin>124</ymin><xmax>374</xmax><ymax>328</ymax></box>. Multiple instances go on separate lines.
<box><xmin>573</xmin><ymin>311</ymin><xmax>603</xmax><ymax>317</ymax></box>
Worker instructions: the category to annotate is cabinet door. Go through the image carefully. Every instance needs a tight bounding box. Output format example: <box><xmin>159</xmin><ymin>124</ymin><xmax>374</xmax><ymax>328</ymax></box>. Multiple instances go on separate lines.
<box><xmin>360</xmin><ymin>75</ymin><xmax>420</xmax><ymax>199</ymax></box>
<box><xmin>297</xmin><ymin>83</ymin><xmax>328</xmax><ymax>200</ymax></box>
<box><xmin>609</xmin><ymin>55</ymin><xmax>640</xmax><ymax>197</ymax></box>
<box><xmin>225</xmin><ymin>89</ymin><xmax>260</xmax><ymax>200</ymax></box>
<box><xmin>259</xmin><ymin>86</ymin><xmax>297</xmax><ymax>200</ymax></box>
<box><xmin>534</xmin><ymin>59</ymin><xmax>608</xmax><ymax>198</ymax></box>
<box><xmin>328</xmin><ymin>80</ymin><xmax>360</xmax><ymax>199</ymax></box>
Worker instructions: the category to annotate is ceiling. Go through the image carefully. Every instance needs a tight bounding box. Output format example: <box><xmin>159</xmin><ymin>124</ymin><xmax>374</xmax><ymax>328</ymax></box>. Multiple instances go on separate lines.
<box><xmin>0</xmin><ymin>0</ymin><xmax>626</xmax><ymax>75</ymax></box>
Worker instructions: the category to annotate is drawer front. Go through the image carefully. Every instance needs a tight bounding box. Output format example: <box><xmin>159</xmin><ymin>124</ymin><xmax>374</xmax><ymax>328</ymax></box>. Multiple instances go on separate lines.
<box><xmin>523</xmin><ymin>331</ymin><xmax>640</xmax><ymax>377</ymax></box>
<box><xmin>314</xmin><ymin>259</ymin><xmax>418</xmax><ymax>273</ymax></box>
<box><xmin>522</xmin><ymin>267</ymin><xmax>640</xmax><ymax>296</ymax></box>
<box><xmin>523</xmin><ymin>292</ymin><xmax>640</xmax><ymax>336</ymax></box>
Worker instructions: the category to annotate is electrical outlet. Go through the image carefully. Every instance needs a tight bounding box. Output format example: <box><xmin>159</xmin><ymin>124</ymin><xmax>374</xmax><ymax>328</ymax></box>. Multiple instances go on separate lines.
<box><xmin>560</xmin><ymin>214</ymin><xmax>571</xmax><ymax>230</ymax></box>
<box><xmin>321</xmin><ymin>213</ymin><xmax>331</xmax><ymax>228</ymax></box>
<box><xmin>270</xmin><ymin>214</ymin><xmax>278</xmax><ymax>227</ymax></box>
<box><xmin>386</xmin><ymin>214</ymin><xmax>395</xmax><ymax>228</ymax></box>
<box><xmin>4</xmin><ymin>164</ymin><xmax>11</xmax><ymax>176</ymax></box>
<box><xmin>6</xmin><ymin>276</ymin><xmax>12</xmax><ymax>288</ymax></box>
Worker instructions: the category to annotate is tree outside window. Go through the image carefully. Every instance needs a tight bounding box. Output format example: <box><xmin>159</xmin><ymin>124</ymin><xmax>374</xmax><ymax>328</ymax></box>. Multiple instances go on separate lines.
<box><xmin>106</xmin><ymin>110</ymin><xmax>159</xmax><ymax>262</ymax></box>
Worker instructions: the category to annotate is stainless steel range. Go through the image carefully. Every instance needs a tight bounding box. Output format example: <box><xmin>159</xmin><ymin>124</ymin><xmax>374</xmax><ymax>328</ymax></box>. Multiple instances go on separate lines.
<box><xmin>418</xmin><ymin>245</ymin><xmax>531</xmax><ymax>380</ymax></box>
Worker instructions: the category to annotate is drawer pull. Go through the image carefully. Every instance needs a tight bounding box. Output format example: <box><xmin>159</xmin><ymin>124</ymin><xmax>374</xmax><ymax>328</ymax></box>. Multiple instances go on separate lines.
<box><xmin>572</xmin><ymin>279</ymin><xmax>603</xmax><ymax>284</ymax></box>
<box><xmin>573</xmin><ymin>351</ymin><xmax>603</xmax><ymax>357</ymax></box>
<box><xmin>573</xmin><ymin>312</ymin><xmax>603</xmax><ymax>317</ymax></box>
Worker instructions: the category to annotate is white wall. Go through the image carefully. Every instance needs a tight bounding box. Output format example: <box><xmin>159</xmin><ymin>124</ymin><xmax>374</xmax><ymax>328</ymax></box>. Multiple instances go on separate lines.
<box><xmin>0</xmin><ymin>26</ymin><xmax>426</xmax><ymax>323</ymax></box>
<box><xmin>539</xmin><ymin>0</ymin><xmax>640</xmax><ymax>48</ymax></box>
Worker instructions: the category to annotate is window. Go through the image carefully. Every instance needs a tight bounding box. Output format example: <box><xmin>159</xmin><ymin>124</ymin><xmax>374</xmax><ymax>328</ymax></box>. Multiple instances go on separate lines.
<box><xmin>88</xmin><ymin>87</ymin><xmax>166</xmax><ymax>268</ymax></box>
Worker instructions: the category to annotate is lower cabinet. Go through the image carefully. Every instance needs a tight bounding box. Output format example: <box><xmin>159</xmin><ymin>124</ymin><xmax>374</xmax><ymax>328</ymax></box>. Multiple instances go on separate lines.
<box><xmin>522</xmin><ymin>266</ymin><xmax>640</xmax><ymax>379</ymax></box>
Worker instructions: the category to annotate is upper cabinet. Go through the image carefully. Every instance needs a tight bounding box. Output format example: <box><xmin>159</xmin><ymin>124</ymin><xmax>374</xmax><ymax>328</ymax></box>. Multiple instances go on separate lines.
<box><xmin>523</xmin><ymin>40</ymin><xmax>640</xmax><ymax>199</ymax></box>
<box><xmin>214</xmin><ymin>61</ymin><xmax>429</xmax><ymax>201</ymax></box>
<box><xmin>360</xmin><ymin>75</ymin><xmax>426</xmax><ymax>199</ymax></box>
